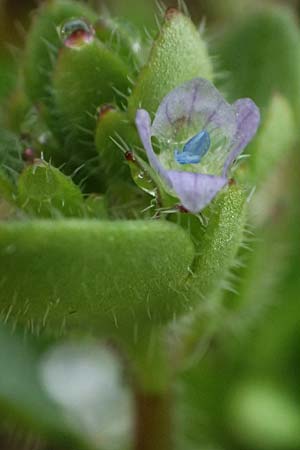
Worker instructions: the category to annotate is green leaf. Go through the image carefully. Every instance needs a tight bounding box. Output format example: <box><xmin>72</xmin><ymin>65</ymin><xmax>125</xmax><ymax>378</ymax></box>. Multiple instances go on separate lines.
<box><xmin>17</xmin><ymin>161</ymin><xmax>84</xmax><ymax>218</ymax></box>
<box><xmin>24</xmin><ymin>0</ymin><xmax>97</xmax><ymax>106</ymax></box>
<box><xmin>249</xmin><ymin>94</ymin><xmax>297</xmax><ymax>183</ymax></box>
<box><xmin>52</xmin><ymin>38</ymin><xmax>131</xmax><ymax>166</ymax></box>
<box><xmin>188</xmin><ymin>186</ymin><xmax>247</xmax><ymax>298</ymax></box>
<box><xmin>95</xmin><ymin>108</ymin><xmax>139</xmax><ymax>181</ymax></box>
<box><xmin>128</xmin><ymin>9</ymin><xmax>213</xmax><ymax>118</ymax></box>
<box><xmin>217</xmin><ymin>7</ymin><xmax>300</xmax><ymax>119</ymax></box>
<box><xmin>0</xmin><ymin>220</ymin><xmax>194</xmax><ymax>344</ymax></box>
<box><xmin>169</xmin><ymin>187</ymin><xmax>247</xmax><ymax>367</ymax></box>
<box><xmin>53</xmin><ymin>38</ymin><xmax>131</xmax><ymax>131</ymax></box>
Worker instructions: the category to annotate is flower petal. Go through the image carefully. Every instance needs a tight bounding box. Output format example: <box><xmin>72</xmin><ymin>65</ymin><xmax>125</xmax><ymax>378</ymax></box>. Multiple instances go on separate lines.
<box><xmin>167</xmin><ymin>171</ymin><xmax>227</xmax><ymax>213</ymax></box>
<box><xmin>136</xmin><ymin>109</ymin><xmax>227</xmax><ymax>213</ymax></box>
<box><xmin>151</xmin><ymin>78</ymin><xmax>237</xmax><ymax>142</ymax></box>
<box><xmin>135</xmin><ymin>109</ymin><xmax>169</xmax><ymax>180</ymax></box>
<box><xmin>223</xmin><ymin>98</ymin><xmax>260</xmax><ymax>176</ymax></box>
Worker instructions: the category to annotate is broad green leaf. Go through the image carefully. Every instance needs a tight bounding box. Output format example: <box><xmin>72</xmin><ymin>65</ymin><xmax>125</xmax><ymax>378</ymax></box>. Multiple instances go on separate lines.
<box><xmin>0</xmin><ymin>220</ymin><xmax>194</xmax><ymax>344</ymax></box>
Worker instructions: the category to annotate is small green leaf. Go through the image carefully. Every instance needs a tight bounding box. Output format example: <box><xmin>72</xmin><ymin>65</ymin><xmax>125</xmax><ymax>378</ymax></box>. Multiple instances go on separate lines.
<box><xmin>128</xmin><ymin>9</ymin><xmax>213</xmax><ymax>118</ymax></box>
<box><xmin>24</xmin><ymin>0</ymin><xmax>97</xmax><ymax>106</ymax></box>
<box><xmin>95</xmin><ymin>108</ymin><xmax>139</xmax><ymax>181</ymax></box>
<box><xmin>52</xmin><ymin>38</ymin><xmax>131</xmax><ymax>166</ymax></box>
<box><xmin>169</xmin><ymin>187</ymin><xmax>248</xmax><ymax>365</ymax></box>
<box><xmin>53</xmin><ymin>38</ymin><xmax>131</xmax><ymax>131</ymax></box>
<box><xmin>17</xmin><ymin>160</ymin><xmax>84</xmax><ymax>218</ymax></box>
<box><xmin>188</xmin><ymin>186</ymin><xmax>247</xmax><ymax>298</ymax></box>
<box><xmin>249</xmin><ymin>94</ymin><xmax>296</xmax><ymax>183</ymax></box>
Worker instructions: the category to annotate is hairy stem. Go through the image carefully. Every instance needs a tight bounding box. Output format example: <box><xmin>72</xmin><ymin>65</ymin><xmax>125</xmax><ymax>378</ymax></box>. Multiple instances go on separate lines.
<box><xmin>134</xmin><ymin>389</ymin><xmax>173</xmax><ymax>450</ymax></box>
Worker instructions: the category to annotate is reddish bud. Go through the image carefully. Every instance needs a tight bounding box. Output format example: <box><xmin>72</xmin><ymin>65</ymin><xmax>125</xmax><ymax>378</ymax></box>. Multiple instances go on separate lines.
<box><xmin>176</xmin><ymin>204</ymin><xmax>189</xmax><ymax>213</ymax></box>
<box><xmin>165</xmin><ymin>7</ymin><xmax>179</xmax><ymax>20</ymax></box>
<box><xmin>22</xmin><ymin>148</ymin><xmax>36</xmax><ymax>164</ymax></box>
<box><xmin>125</xmin><ymin>151</ymin><xmax>136</xmax><ymax>162</ymax></box>
<box><xmin>98</xmin><ymin>104</ymin><xmax>116</xmax><ymax>120</ymax></box>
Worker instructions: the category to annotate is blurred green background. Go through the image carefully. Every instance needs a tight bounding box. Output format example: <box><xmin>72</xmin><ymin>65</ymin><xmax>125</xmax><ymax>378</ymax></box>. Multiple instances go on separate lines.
<box><xmin>0</xmin><ymin>1</ymin><xmax>300</xmax><ymax>449</ymax></box>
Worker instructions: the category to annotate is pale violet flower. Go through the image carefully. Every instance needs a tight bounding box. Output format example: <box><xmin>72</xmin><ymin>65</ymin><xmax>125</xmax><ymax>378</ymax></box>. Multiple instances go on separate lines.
<box><xmin>135</xmin><ymin>78</ymin><xmax>260</xmax><ymax>213</ymax></box>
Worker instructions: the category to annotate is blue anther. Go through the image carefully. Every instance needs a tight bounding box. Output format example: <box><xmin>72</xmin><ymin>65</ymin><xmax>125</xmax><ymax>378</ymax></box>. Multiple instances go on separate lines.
<box><xmin>174</xmin><ymin>130</ymin><xmax>210</xmax><ymax>165</ymax></box>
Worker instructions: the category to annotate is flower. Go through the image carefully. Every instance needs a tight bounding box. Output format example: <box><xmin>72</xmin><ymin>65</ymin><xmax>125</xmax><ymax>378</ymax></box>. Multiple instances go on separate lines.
<box><xmin>135</xmin><ymin>78</ymin><xmax>260</xmax><ymax>213</ymax></box>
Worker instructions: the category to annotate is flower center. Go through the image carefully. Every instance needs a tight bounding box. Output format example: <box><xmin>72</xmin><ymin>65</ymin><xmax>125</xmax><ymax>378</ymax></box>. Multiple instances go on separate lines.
<box><xmin>174</xmin><ymin>130</ymin><xmax>210</xmax><ymax>165</ymax></box>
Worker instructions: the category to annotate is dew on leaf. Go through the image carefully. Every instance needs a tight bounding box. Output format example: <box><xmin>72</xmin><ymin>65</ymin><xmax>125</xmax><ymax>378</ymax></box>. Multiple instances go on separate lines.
<box><xmin>60</xmin><ymin>19</ymin><xmax>95</xmax><ymax>49</ymax></box>
<box><xmin>128</xmin><ymin>162</ymin><xmax>156</xmax><ymax>197</ymax></box>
